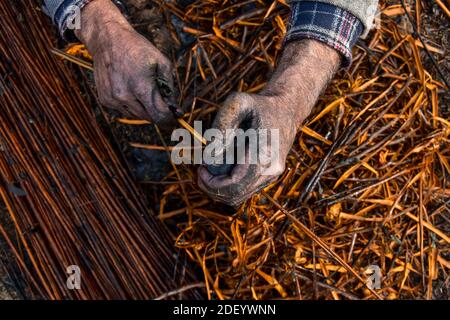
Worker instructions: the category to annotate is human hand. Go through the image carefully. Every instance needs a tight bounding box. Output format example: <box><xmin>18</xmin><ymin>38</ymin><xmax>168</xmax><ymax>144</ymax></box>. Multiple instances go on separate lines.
<box><xmin>76</xmin><ymin>0</ymin><xmax>178</xmax><ymax>124</ymax></box>
<box><xmin>198</xmin><ymin>40</ymin><xmax>340</xmax><ymax>206</ymax></box>
<box><xmin>197</xmin><ymin>92</ymin><xmax>301</xmax><ymax>206</ymax></box>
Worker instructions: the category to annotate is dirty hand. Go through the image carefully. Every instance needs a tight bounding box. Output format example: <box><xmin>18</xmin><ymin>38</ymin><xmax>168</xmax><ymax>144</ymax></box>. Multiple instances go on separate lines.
<box><xmin>198</xmin><ymin>40</ymin><xmax>340</xmax><ymax>206</ymax></box>
<box><xmin>75</xmin><ymin>0</ymin><xmax>176</xmax><ymax>124</ymax></box>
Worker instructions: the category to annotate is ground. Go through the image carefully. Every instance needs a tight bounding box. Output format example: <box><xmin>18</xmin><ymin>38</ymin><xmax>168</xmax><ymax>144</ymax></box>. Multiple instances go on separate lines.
<box><xmin>0</xmin><ymin>0</ymin><xmax>448</xmax><ymax>300</ymax></box>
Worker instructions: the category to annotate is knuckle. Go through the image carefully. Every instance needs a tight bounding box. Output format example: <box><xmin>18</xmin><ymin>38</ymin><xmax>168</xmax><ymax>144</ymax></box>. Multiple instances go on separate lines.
<box><xmin>225</xmin><ymin>92</ymin><xmax>244</xmax><ymax>106</ymax></box>
<box><xmin>226</xmin><ymin>92</ymin><xmax>252</xmax><ymax>105</ymax></box>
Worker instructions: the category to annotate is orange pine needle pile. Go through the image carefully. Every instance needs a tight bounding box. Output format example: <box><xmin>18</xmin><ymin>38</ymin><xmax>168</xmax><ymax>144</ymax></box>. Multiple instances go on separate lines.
<box><xmin>146</xmin><ymin>0</ymin><xmax>449</xmax><ymax>300</ymax></box>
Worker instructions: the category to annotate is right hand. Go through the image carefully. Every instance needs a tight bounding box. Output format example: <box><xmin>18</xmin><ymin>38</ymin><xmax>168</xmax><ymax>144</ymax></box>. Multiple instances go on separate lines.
<box><xmin>197</xmin><ymin>92</ymin><xmax>298</xmax><ymax>207</ymax></box>
<box><xmin>75</xmin><ymin>0</ymin><xmax>177</xmax><ymax>124</ymax></box>
<box><xmin>198</xmin><ymin>40</ymin><xmax>341</xmax><ymax>206</ymax></box>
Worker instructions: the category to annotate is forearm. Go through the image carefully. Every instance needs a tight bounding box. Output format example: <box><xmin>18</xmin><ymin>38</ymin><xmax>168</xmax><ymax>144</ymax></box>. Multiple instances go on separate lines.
<box><xmin>74</xmin><ymin>0</ymin><xmax>132</xmax><ymax>53</ymax></box>
<box><xmin>262</xmin><ymin>40</ymin><xmax>340</xmax><ymax>128</ymax></box>
<box><xmin>262</xmin><ymin>0</ymin><xmax>380</xmax><ymax>129</ymax></box>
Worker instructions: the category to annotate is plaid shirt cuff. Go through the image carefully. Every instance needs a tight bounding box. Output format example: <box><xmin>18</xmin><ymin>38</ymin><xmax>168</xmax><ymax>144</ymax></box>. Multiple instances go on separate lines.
<box><xmin>285</xmin><ymin>1</ymin><xmax>364</xmax><ymax>68</ymax></box>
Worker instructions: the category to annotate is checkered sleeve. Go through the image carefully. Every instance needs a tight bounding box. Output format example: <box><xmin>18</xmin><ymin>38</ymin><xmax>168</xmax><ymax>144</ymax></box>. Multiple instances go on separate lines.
<box><xmin>285</xmin><ymin>1</ymin><xmax>364</xmax><ymax>68</ymax></box>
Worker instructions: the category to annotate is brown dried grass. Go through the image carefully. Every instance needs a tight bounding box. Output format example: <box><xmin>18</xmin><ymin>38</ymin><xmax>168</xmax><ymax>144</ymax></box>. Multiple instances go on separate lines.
<box><xmin>145</xmin><ymin>0</ymin><xmax>449</xmax><ymax>300</ymax></box>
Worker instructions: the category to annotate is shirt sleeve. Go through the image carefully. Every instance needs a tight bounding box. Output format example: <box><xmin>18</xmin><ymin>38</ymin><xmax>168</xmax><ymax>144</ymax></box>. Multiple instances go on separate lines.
<box><xmin>43</xmin><ymin>0</ymin><xmax>92</xmax><ymax>40</ymax></box>
<box><xmin>285</xmin><ymin>1</ymin><xmax>376</xmax><ymax>68</ymax></box>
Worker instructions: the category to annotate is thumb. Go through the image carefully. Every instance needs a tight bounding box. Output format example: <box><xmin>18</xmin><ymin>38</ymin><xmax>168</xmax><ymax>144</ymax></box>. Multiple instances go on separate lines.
<box><xmin>155</xmin><ymin>64</ymin><xmax>184</xmax><ymax>117</ymax></box>
<box><xmin>132</xmin><ymin>63</ymin><xmax>175</xmax><ymax>124</ymax></box>
<box><xmin>205</xmin><ymin>93</ymin><xmax>253</xmax><ymax>175</ymax></box>
<box><xmin>213</xmin><ymin>92</ymin><xmax>254</xmax><ymax>134</ymax></box>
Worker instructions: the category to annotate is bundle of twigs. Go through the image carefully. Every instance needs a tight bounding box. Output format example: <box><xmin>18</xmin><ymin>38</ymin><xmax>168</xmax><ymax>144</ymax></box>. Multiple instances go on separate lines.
<box><xmin>141</xmin><ymin>0</ymin><xmax>448</xmax><ymax>299</ymax></box>
<box><xmin>0</xmin><ymin>0</ymin><xmax>202</xmax><ymax>299</ymax></box>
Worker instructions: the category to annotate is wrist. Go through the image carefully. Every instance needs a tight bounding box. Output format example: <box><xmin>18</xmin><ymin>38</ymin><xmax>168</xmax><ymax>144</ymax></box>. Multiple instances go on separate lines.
<box><xmin>75</xmin><ymin>0</ymin><xmax>132</xmax><ymax>53</ymax></box>
<box><xmin>262</xmin><ymin>40</ymin><xmax>340</xmax><ymax>126</ymax></box>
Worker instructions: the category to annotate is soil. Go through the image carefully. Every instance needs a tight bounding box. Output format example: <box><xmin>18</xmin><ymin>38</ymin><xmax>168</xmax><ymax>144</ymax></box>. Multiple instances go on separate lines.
<box><xmin>0</xmin><ymin>206</ymin><xmax>22</xmax><ymax>300</ymax></box>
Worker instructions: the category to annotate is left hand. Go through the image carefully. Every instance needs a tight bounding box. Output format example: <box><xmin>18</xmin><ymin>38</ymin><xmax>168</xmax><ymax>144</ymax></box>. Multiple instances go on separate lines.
<box><xmin>198</xmin><ymin>40</ymin><xmax>340</xmax><ymax>206</ymax></box>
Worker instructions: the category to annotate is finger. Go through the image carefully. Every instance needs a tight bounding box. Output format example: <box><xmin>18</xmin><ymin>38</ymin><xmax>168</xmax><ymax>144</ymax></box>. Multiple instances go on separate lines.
<box><xmin>198</xmin><ymin>144</ymin><xmax>259</xmax><ymax>203</ymax></box>
<box><xmin>155</xmin><ymin>62</ymin><xmax>186</xmax><ymax>119</ymax></box>
<box><xmin>132</xmin><ymin>76</ymin><xmax>175</xmax><ymax>125</ymax></box>
<box><xmin>205</xmin><ymin>93</ymin><xmax>254</xmax><ymax>165</ymax></box>
<box><xmin>198</xmin><ymin>138</ymin><xmax>279</xmax><ymax>206</ymax></box>
<box><xmin>212</xmin><ymin>93</ymin><xmax>253</xmax><ymax>134</ymax></box>
<box><xmin>121</xmin><ymin>99</ymin><xmax>149</xmax><ymax>119</ymax></box>
<box><xmin>198</xmin><ymin>164</ymin><xmax>271</xmax><ymax>206</ymax></box>
<box><xmin>94</xmin><ymin>63</ymin><xmax>116</xmax><ymax>110</ymax></box>
<box><xmin>198</xmin><ymin>165</ymin><xmax>250</xmax><ymax>205</ymax></box>
<box><xmin>199</xmin><ymin>162</ymin><xmax>253</xmax><ymax>190</ymax></box>
<box><xmin>109</xmin><ymin>72</ymin><xmax>149</xmax><ymax>119</ymax></box>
